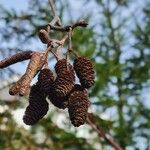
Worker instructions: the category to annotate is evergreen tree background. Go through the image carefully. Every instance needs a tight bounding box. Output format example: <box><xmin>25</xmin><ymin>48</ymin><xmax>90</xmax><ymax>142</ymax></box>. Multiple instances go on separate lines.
<box><xmin>0</xmin><ymin>0</ymin><xmax>150</xmax><ymax>149</ymax></box>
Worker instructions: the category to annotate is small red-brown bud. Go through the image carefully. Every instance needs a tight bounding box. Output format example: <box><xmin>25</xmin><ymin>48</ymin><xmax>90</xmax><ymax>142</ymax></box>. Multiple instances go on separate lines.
<box><xmin>38</xmin><ymin>29</ymin><xmax>50</xmax><ymax>44</ymax></box>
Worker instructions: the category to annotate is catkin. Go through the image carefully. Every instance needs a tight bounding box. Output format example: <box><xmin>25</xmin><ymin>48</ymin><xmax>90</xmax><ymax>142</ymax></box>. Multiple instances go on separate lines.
<box><xmin>9</xmin><ymin>52</ymin><xmax>46</xmax><ymax>96</ymax></box>
<box><xmin>0</xmin><ymin>51</ymin><xmax>33</xmax><ymax>69</ymax></box>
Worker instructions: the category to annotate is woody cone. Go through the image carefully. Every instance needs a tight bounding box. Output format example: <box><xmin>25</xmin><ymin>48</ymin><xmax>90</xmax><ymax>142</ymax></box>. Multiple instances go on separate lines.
<box><xmin>68</xmin><ymin>84</ymin><xmax>90</xmax><ymax>127</ymax></box>
<box><xmin>74</xmin><ymin>56</ymin><xmax>95</xmax><ymax>89</ymax></box>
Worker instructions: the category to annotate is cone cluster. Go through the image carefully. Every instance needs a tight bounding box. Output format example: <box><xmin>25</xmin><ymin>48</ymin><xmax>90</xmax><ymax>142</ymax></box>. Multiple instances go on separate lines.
<box><xmin>48</xmin><ymin>58</ymin><xmax>75</xmax><ymax>109</ymax></box>
<box><xmin>1</xmin><ymin>18</ymin><xmax>95</xmax><ymax>127</ymax></box>
<box><xmin>22</xmin><ymin>56</ymin><xmax>95</xmax><ymax>126</ymax></box>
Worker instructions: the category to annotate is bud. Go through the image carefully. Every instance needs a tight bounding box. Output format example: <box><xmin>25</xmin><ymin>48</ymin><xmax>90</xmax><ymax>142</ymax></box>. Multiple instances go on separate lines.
<box><xmin>38</xmin><ymin>29</ymin><xmax>50</xmax><ymax>44</ymax></box>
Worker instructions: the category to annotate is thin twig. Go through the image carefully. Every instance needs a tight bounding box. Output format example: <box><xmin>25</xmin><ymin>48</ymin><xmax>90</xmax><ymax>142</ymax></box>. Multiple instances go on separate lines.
<box><xmin>52</xmin><ymin>46</ymin><xmax>62</xmax><ymax>61</ymax></box>
<box><xmin>65</xmin><ymin>27</ymin><xmax>72</xmax><ymax>70</ymax></box>
<box><xmin>52</xmin><ymin>34</ymin><xmax>69</xmax><ymax>60</ymax></box>
<box><xmin>87</xmin><ymin>113</ymin><xmax>123</xmax><ymax>150</ymax></box>
<box><xmin>72</xmin><ymin>20</ymin><xmax>88</xmax><ymax>29</ymax></box>
<box><xmin>48</xmin><ymin>0</ymin><xmax>62</xmax><ymax>26</ymax></box>
<box><xmin>67</xmin><ymin>32</ymin><xmax>79</xmax><ymax>58</ymax></box>
<box><xmin>47</xmin><ymin>34</ymin><xmax>68</xmax><ymax>48</ymax></box>
<box><xmin>43</xmin><ymin>45</ymin><xmax>53</xmax><ymax>68</ymax></box>
<box><xmin>44</xmin><ymin>44</ymin><xmax>53</xmax><ymax>55</ymax></box>
<box><xmin>60</xmin><ymin>34</ymin><xmax>68</xmax><ymax>44</ymax></box>
<box><xmin>48</xmin><ymin>0</ymin><xmax>57</xmax><ymax>17</ymax></box>
<box><xmin>68</xmin><ymin>27</ymin><xmax>73</xmax><ymax>52</ymax></box>
<box><xmin>48</xmin><ymin>20</ymin><xmax>88</xmax><ymax>32</ymax></box>
<box><xmin>45</xmin><ymin>33</ymin><xmax>68</xmax><ymax>61</ymax></box>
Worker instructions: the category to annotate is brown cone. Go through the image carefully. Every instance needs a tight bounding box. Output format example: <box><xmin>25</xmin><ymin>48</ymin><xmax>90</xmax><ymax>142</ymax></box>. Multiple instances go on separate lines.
<box><xmin>73</xmin><ymin>57</ymin><xmax>95</xmax><ymax>89</ymax></box>
<box><xmin>68</xmin><ymin>84</ymin><xmax>90</xmax><ymax>127</ymax></box>
<box><xmin>23</xmin><ymin>84</ymin><xmax>49</xmax><ymax>125</ymax></box>
<box><xmin>37</xmin><ymin>68</ymin><xmax>55</xmax><ymax>94</ymax></box>
<box><xmin>55</xmin><ymin>58</ymin><xmax>75</xmax><ymax>76</ymax></box>
<box><xmin>48</xmin><ymin>94</ymin><xmax>68</xmax><ymax>109</ymax></box>
<box><xmin>52</xmin><ymin>59</ymin><xmax>75</xmax><ymax>97</ymax></box>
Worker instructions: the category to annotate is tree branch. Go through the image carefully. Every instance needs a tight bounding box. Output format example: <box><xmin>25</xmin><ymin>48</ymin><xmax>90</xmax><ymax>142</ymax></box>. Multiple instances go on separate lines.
<box><xmin>87</xmin><ymin>113</ymin><xmax>123</xmax><ymax>150</ymax></box>
<box><xmin>68</xmin><ymin>27</ymin><xmax>73</xmax><ymax>52</ymax></box>
<box><xmin>46</xmin><ymin>0</ymin><xmax>88</xmax><ymax>61</ymax></box>
<box><xmin>48</xmin><ymin>0</ymin><xmax>62</xmax><ymax>26</ymax></box>
<box><xmin>48</xmin><ymin>20</ymin><xmax>88</xmax><ymax>32</ymax></box>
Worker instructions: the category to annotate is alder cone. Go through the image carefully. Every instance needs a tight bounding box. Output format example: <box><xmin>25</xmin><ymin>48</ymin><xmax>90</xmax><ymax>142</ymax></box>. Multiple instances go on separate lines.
<box><xmin>37</xmin><ymin>68</ymin><xmax>55</xmax><ymax>94</ymax></box>
<box><xmin>68</xmin><ymin>84</ymin><xmax>90</xmax><ymax>127</ymax></box>
<box><xmin>53</xmin><ymin>59</ymin><xmax>75</xmax><ymax>97</ymax></box>
<box><xmin>48</xmin><ymin>94</ymin><xmax>68</xmax><ymax>109</ymax></box>
<box><xmin>53</xmin><ymin>75</ymin><xmax>74</xmax><ymax>97</ymax></box>
<box><xmin>23</xmin><ymin>84</ymin><xmax>49</xmax><ymax>125</ymax></box>
<box><xmin>73</xmin><ymin>56</ymin><xmax>95</xmax><ymax>89</ymax></box>
<box><xmin>55</xmin><ymin>58</ymin><xmax>75</xmax><ymax>77</ymax></box>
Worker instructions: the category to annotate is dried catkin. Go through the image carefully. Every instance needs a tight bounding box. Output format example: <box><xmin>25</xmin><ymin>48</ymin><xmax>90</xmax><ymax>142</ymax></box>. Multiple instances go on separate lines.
<box><xmin>9</xmin><ymin>74</ymin><xmax>26</xmax><ymax>95</ymax></box>
<box><xmin>68</xmin><ymin>84</ymin><xmax>90</xmax><ymax>127</ymax></box>
<box><xmin>9</xmin><ymin>84</ymin><xmax>19</xmax><ymax>95</ymax></box>
<box><xmin>9</xmin><ymin>52</ymin><xmax>46</xmax><ymax>96</ymax></box>
<box><xmin>52</xmin><ymin>59</ymin><xmax>75</xmax><ymax>97</ymax></box>
<box><xmin>73</xmin><ymin>56</ymin><xmax>95</xmax><ymax>89</ymax></box>
<box><xmin>0</xmin><ymin>51</ymin><xmax>33</xmax><ymax>69</ymax></box>
<box><xmin>37</xmin><ymin>68</ymin><xmax>55</xmax><ymax>94</ymax></box>
<box><xmin>23</xmin><ymin>84</ymin><xmax>49</xmax><ymax>125</ymax></box>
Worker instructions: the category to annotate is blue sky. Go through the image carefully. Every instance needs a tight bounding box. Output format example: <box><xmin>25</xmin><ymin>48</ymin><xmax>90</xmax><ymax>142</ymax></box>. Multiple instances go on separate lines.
<box><xmin>0</xmin><ymin>0</ymin><xmax>28</xmax><ymax>11</ymax></box>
